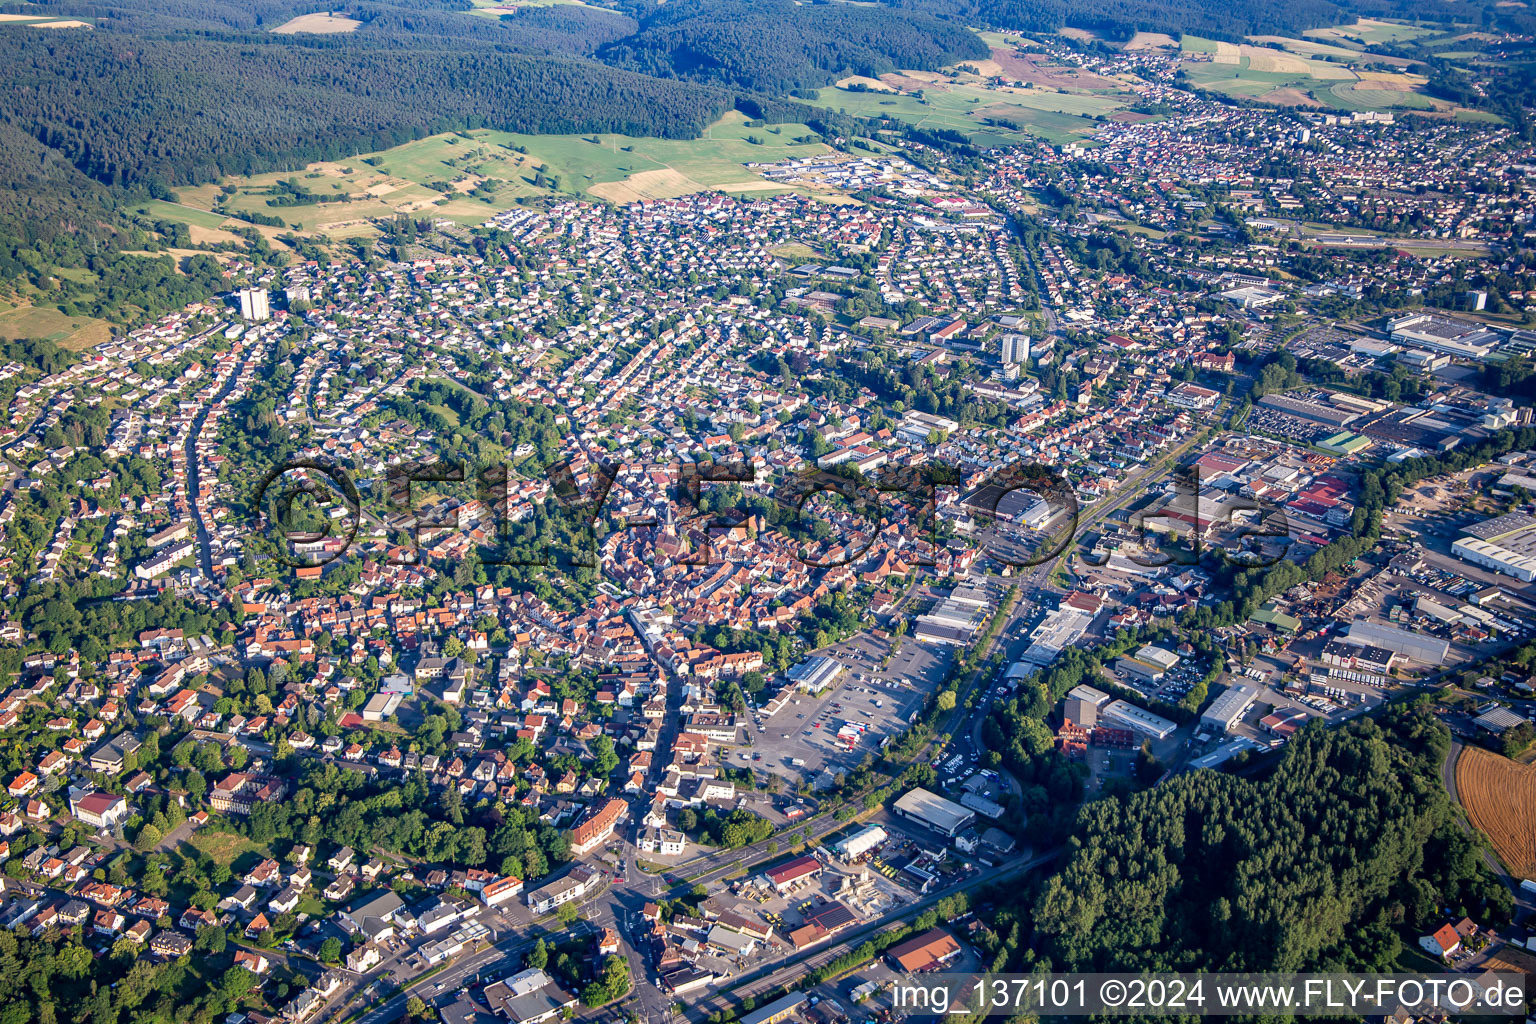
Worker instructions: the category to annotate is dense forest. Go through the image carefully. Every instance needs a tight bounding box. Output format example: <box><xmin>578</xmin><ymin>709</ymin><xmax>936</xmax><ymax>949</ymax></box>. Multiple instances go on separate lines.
<box><xmin>1032</xmin><ymin>705</ymin><xmax>1512</xmax><ymax>973</ymax></box>
<box><xmin>596</xmin><ymin>0</ymin><xmax>988</xmax><ymax>94</ymax></box>
<box><xmin>0</xmin><ymin>31</ymin><xmax>732</xmax><ymax>189</ymax></box>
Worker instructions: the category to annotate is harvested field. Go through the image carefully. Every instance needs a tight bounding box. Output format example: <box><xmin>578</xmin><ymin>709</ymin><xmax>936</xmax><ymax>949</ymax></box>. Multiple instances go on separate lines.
<box><xmin>987</xmin><ymin>48</ymin><xmax>1124</xmax><ymax>90</ymax></box>
<box><xmin>836</xmin><ymin>75</ymin><xmax>895</xmax><ymax>92</ymax></box>
<box><xmin>272</xmin><ymin>12</ymin><xmax>361</xmax><ymax>33</ymax></box>
<box><xmin>1259</xmin><ymin>87</ymin><xmax>1324</xmax><ymax>107</ymax></box>
<box><xmin>1456</xmin><ymin>745</ymin><xmax>1536</xmax><ymax>879</ymax></box>
<box><xmin>879</xmin><ymin>72</ymin><xmax>948</xmax><ymax>92</ymax></box>
<box><xmin>1125</xmin><ymin>32</ymin><xmax>1177</xmax><ymax>49</ymax></box>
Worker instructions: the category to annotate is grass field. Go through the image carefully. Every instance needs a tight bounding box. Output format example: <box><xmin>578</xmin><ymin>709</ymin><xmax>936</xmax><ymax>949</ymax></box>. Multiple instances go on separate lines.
<box><xmin>1304</xmin><ymin>18</ymin><xmax>1439</xmax><ymax>46</ymax></box>
<box><xmin>1456</xmin><ymin>744</ymin><xmax>1536</xmax><ymax>879</ymax></box>
<box><xmin>188</xmin><ymin>829</ymin><xmax>263</xmax><ymax>867</ymax></box>
<box><xmin>1179</xmin><ymin>41</ymin><xmax>1441</xmax><ymax>112</ymax></box>
<box><xmin>816</xmin><ymin>80</ymin><xmax>1122</xmax><ymax>145</ymax></box>
<box><xmin>162</xmin><ymin>112</ymin><xmax>835</xmax><ymax>237</ymax></box>
<box><xmin>0</xmin><ymin>305</ymin><xmax>112</xmax><ymax>349</ymax></box>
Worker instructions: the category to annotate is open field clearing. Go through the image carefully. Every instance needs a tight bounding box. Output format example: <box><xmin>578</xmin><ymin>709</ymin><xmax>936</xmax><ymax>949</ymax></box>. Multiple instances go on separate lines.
<box><xmin>1304</xmin><ymin>17</ymin><xmax>1439</xmax><ymax>45</ymax></box>
<box><xmin>271</xmin><ymin>12</ymin><xmax>360</xmax><ymax>33</ymax></box>
<box><xmin>1125</xmin><ymin>32</ymin><xmax>1178</xmax><ymax>49</ymax></box>
<box><xmin>820</xmin><ymin>78</ymin><xmax>1123</xmax><ymax>145</ymax></box>
<box><xmin>161</xmin><ymin>113</ymin><xmax>833</xmax><ymax>236</ymax></box>
<box><xmin>0</xmin><ymin>12</ymin><xmax>91</xmax><ymax>27</ymax></box>
<box><xmin>986</xmin><ymin>48</ymin><xmax>1126</xmax><ymax>90</ymax></box>
<box><xmin>0</xmin><ymin>305</ymin><xmax>112</xmax><ymax>349</ymax></box>
<box><xmin>1456</xmin><ymin>745</ymin><xmax>1536</xmax><ymax>879</ymax></box>
<box><xmin>1180</xmin><ymin>44</ymin><xmax>1442</xmax><ymax>112</ymax></box>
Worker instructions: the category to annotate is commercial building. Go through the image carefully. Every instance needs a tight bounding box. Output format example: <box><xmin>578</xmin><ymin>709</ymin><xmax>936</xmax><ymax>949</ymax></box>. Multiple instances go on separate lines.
<box><xmin>886</xmin><ymin>927</ymin><xmax>963</xmax><ymax>973</ymax></box>
<box><xmin>525</xmin><ymin>866</ymin><xmax>598</xmax><ymax>915</ymax></box>
<box><xmin>1100</xmin><ymin>699</ymin><xmax>1176</xmax><ymax>740</ymax></box>
<box><xmin>568</xmin><ymin>797</ymin><xmax>626</xmax><ymax>856</ymax></box>
<box><xmin>786</xmin><ymin>655</ymin><xmax>843</xmax><ymax>695</ymax></box>
<box><xmin>1343</xmin><ymin>620</ymin><xmax>1449</xmax><ymax>665</ymax></box>
<box><xmin>1018</xmin><ymin>606</ymin><xmax>1094</xmax><ymax>668</ymax></box>
<box><xmin>1387</xmin><ymin>313</ymin><xmax>1497</xmax><ymax>359</ymax></box>
<box><xmin>893</xmin><ymin>787</ymin><xmax>976</xmax><ymax>837</ymax></box>
<box><xmin>483</xmin><ymin>968</ymin><xmax>579</xmax><ymax>1024</ymax></box>
<box><xmin>1200</xmin><ymin>685</ymin><xmax>1257</xmax><ymax>734</ymax></box>
<box><xmin>763</xmin><ymin>854</ymin><xmax>822</xmax><ymax>892</ymax></box>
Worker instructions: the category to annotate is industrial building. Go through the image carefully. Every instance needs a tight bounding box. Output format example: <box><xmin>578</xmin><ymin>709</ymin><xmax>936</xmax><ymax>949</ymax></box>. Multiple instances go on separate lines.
<box><xmin>1451</xmin><ymin>513</ymin><xmax>1536</xmax><ymax>583</ymax></box>
<box><xmin>893</xmin><ymin>787</ymin><xmax>976</xmax><ymax>837</ymax></box>
<box><xmin>831</xmin><ymin>824</ymin><xmax>887</xmax><ymax>861</ymax></box>
<box><xmin>1100</xmin><ymin>699</ymin><xmax>1176</xmax><ymax>740</ymax></box>
<box><xmin>1343</xmin><ymin>620</ymin><xmax>1449</xmax><ymax>665</ymax></box>
<box><xmin>1200</xmin><ymin>685</ymin><xmax>1258</xmax><ymax>734</ymax></box>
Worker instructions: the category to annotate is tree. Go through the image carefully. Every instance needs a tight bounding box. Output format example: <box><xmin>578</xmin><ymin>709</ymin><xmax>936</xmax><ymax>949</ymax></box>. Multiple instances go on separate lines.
<box><xmin>527</xmin><ymin>937</ymin><xmax>549</xmax><ymax>969</ymax></box>
<box><xmin>319</xmin><ymin>936</ymin><xmax>343</xmax><ymax>963</ymax></box>
<box><xmin>556</xmin><ymin>901</ymin><xmax>579</xmax><ymax>927</ymax></box>
<box><xmin>936</xmin><ymin>690</ymin><xmax>957</xmax><ymax>712</ymax></box>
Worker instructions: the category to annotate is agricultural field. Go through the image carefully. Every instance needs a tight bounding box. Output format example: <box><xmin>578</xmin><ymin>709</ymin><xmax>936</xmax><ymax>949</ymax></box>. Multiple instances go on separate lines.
<box><xmin>270</xmin><ymin>12</ymin><xmax>360</xmax><ymax>33</ymax></box>
<box><xmin>0</xmin><ymin>305</ymin><xmax>112</xmax><ymax>350</ymax></box>
<box><xmin>1456</xmin><ymin>744</ymin><xmax>1536</xmax><ymax>880</ymax></box>
<box><xmin>1180</xmin><ymin>36</ymin><xmax>1444</xmax><ymax>112</ymax></box>
<box><xmin>157</xmin><ymin>113</ymin><xmax>833</xmax><ymax>241</ymax></box>
<box><xmin>0</xmin><ymin>12</ymin><xmax>91</xmax><ymax>27</ymax></box>
<box><xmin>1303</xmin><ymin>18</ymin><xmax>1440</xmax><ymax>47</ymax></box>
<box><xmin>817</xmin><ymin>77</ymin><xmax>1124</xmax><ymax>146</ymax></box>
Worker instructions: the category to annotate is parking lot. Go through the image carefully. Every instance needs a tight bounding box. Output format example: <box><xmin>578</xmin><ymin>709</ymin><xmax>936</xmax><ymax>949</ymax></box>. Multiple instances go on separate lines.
<box><xmin>753</xmin><ymin>633</ymin><xmax>952</xmax><ymax>787</ymax></box>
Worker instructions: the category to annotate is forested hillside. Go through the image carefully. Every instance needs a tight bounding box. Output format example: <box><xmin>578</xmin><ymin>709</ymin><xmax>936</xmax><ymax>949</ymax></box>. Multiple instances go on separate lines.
<box><xmin>2</xmin><ymin>32</ymin><xmax>731</xmax><ymax>189</ymax></box>
<box><xmin>1031</xmin><ymin>705</ymin><xmax>1512</xmax><ymax>973</ymax></box>
<box><xmin>596</xmin><ymin>0</ymin><xmax>988</xmax><ymax>93</ymax></box>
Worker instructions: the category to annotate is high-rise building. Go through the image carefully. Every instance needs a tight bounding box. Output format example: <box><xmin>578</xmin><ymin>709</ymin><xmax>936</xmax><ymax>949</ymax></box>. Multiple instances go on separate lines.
<box><xmin>238</xmin><ymin>287</ymin><xmax>270</xmax><ymax>322</ymax></box>
<box><xmin>1000</xmin><ymin>332</ymin><xmax>1030</xmax><ymax>366</ymax></box>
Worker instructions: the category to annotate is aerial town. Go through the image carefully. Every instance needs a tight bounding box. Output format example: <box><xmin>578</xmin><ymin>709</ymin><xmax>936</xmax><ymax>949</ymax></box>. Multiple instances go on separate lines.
<box><xmin>1</xmin><ymin>13</ymin><xmax>1535</xmax><ymax>1024</ymax></box>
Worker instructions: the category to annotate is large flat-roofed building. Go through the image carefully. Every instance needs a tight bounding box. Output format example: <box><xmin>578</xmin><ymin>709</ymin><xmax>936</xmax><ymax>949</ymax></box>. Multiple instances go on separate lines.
<box><xmin>1200</xmin><ymin>685</ymin><xmax>1257</xmax><ymax>734</ymax></box>
<box><xmin>1344</xmin><ymin>620</ymin><xmax>1449</xmax><ymax>665</ymax></box>
<box><xmin>1019</xmin><ymin>606</ymin><xmax>1094</xmax><ymax>668</ymax></box>
<box><xmin>787</xmin><ymin>655</ymin><xmax>843</xmax><ymax>695</ymax></box>
<box><xmin>1387</xmin><ymin>313</ymin><xmax>1498</xmax><ymax>359</ymax></box>
<box><xmin>1256</xmin><ymin>394</ymin><xmax>1358</xmax><ymax>429</ymax></box>
<box><xmin>1452</xmin><ymin>538</ymin><xmax>1536</xmax><ymax>582</ymax></box>
<box><xmin>893</xmin><ymin>787</ymin><xmax>976</xmax><ymax>837</ymax></box>
<box><xmin>1100</xmin><ymin>699</ymin><xmax>1176</xmax><ymax>740</ymax></box>
<box><xmin>1451</xmin><ymin>513</ymin><xmax>1536</xmax><ymax>583</ymax></box>
<box><xmin>914</xmin><ymin>584</ymin><xmax>993</xmax><ymax>645</ymax></box>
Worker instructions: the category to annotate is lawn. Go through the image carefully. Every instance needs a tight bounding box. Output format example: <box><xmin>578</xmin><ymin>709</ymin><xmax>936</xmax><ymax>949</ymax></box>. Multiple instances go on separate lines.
<box><xmin>0</xmin><ymin>305</ymin><xmax>113</xmax><ymax>349</ymax></box>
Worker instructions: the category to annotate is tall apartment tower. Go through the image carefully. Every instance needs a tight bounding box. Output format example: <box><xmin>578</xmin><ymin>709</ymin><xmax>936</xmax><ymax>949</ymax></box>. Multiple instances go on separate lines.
<box><xmin>1000</xmin><ymin>332</ymin><xmax>1030</xmax><ymax>366</ymax></box>
<box><xmin>238</xmin><ymin>287</ymin><xmax>270</xmax><ymax>322</ymax></box>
